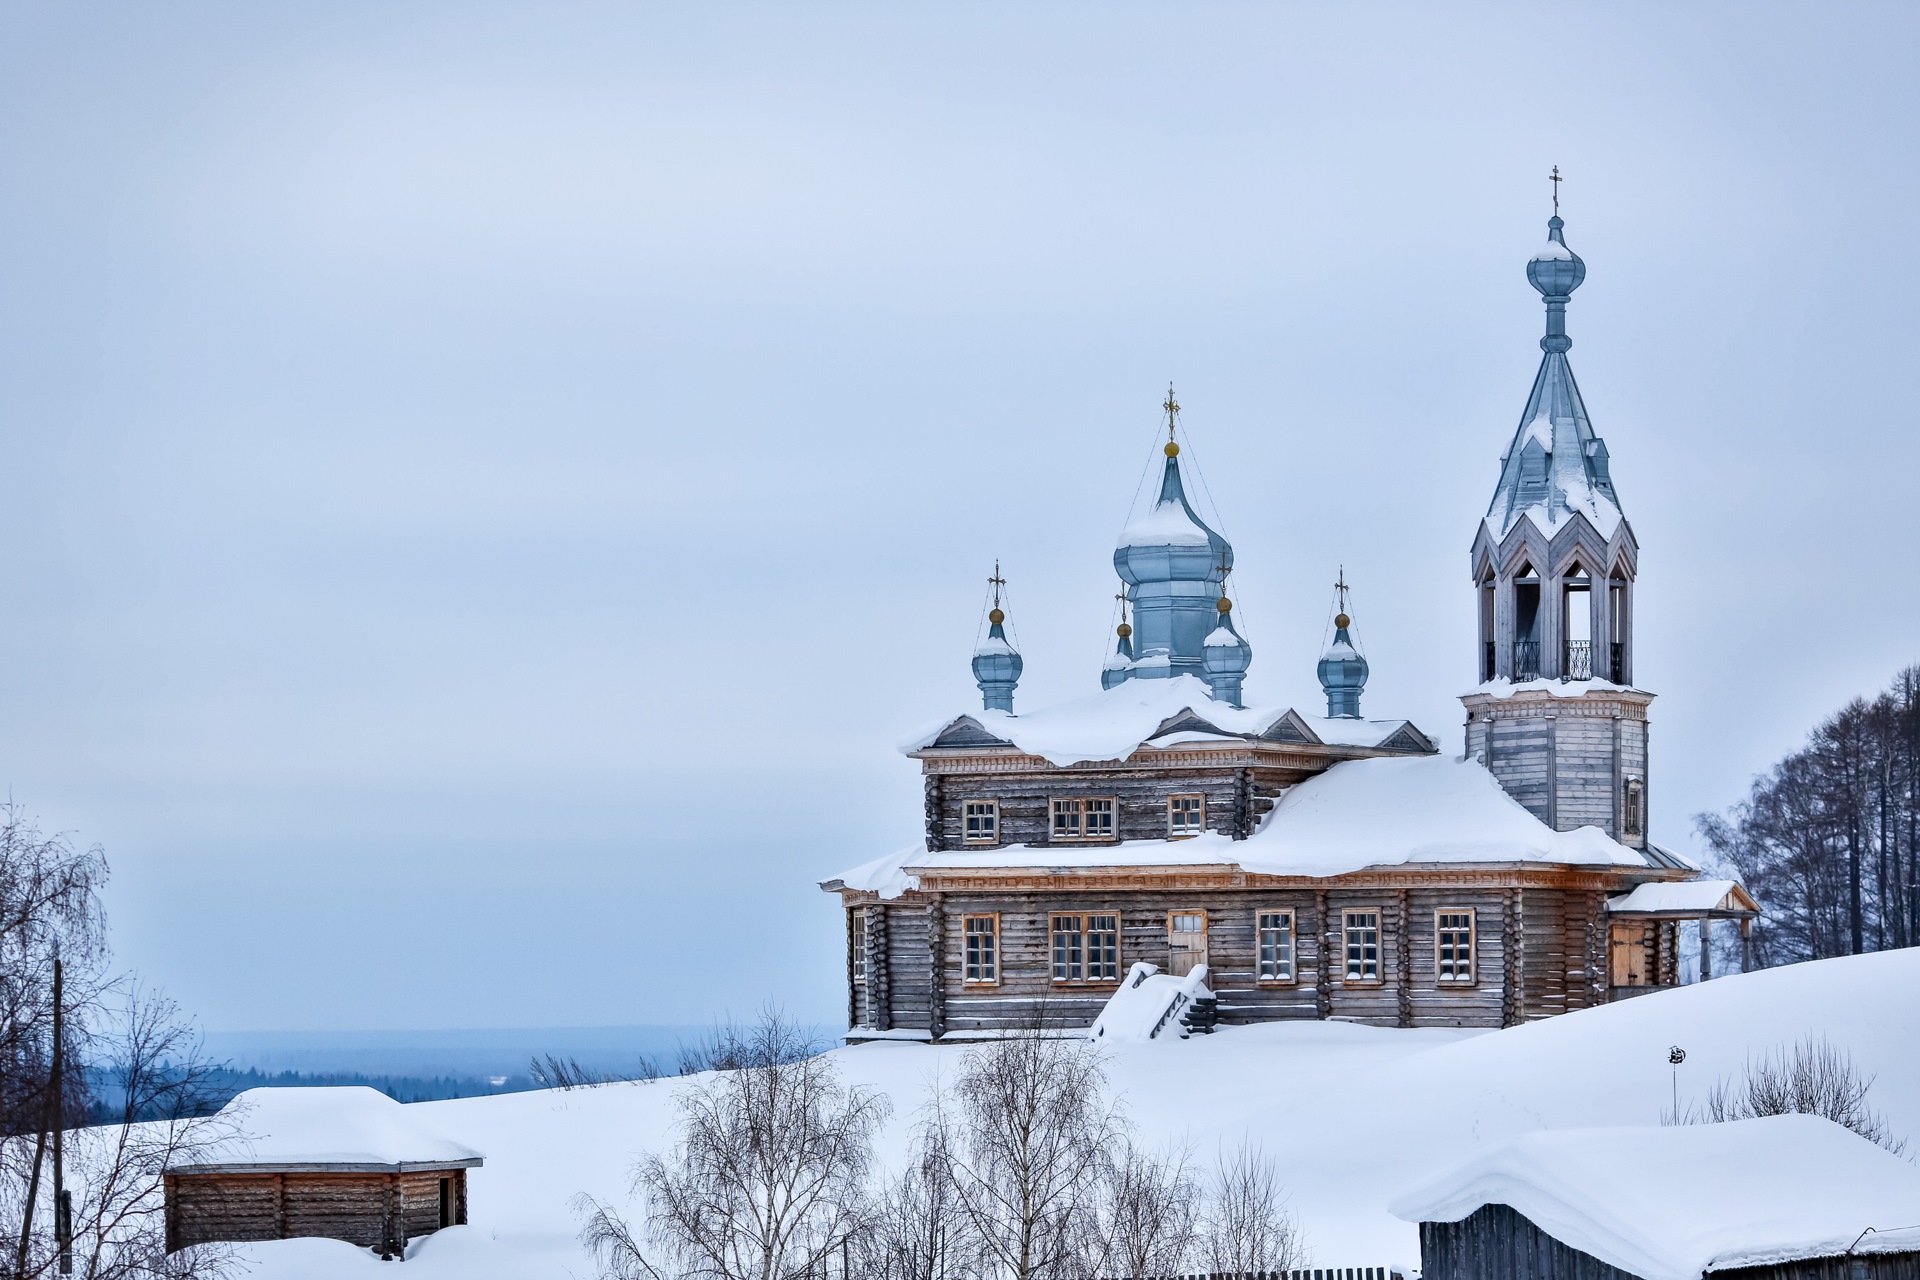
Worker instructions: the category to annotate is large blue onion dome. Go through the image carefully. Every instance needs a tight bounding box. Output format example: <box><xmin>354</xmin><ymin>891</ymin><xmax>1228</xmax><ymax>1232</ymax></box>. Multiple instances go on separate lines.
<box><xmin>1114</xmin><ymin>443</ymin><xmax>1231</xmax><ymax>588</ymax></box>
<box><xmin>1527</xmin><ymin>216</ymin><xmax>1587</xmax><ymax>299</ymax></box>
<box><xmin>972</xmin><ymin>605</ymin><xmax>1023</xmax><ymax>712</ymax></box>
<box><xmin>1317</xmin><ymin>607</ymin><xmax>1370</xmax><ymax>719</ymax></box>
<box><xmin>1200</xmin><ymin>596</ymin><xmax>1251</xmax><ymax>708</ymax></box>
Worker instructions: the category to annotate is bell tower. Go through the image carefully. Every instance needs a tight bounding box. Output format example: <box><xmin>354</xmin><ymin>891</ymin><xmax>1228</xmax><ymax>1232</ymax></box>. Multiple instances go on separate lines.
<box><xmin>1460</xmin><ymin>190</ymin><xmax>1653</xmax><ymax>849</ymax></box>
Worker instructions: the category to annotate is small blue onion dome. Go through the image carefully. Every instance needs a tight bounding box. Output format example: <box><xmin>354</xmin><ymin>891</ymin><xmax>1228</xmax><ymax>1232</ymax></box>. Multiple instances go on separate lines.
<box><xmin>1200</xmin><ymin>598</ymin><xmax>1251</xmax><ymax>707</ymax></box>
<box><xmin>1101</xmin><ymin>621</ymin><xmax>1135</xmax><ymax>691</ymax></box>
<box><xmin>972</xmin><ymin>607</ymin><xmax>1023</xmax><ymax>712</ymax></box>
<box><xmin>1526</xmin><ymin>216</ymin><xmax>1586</xmax><ymax>299</ymax></box>
<box><xmin>1317</xmin><ymin>610</ymin><xmax>1370</xmax><ymax>719</ymax></box>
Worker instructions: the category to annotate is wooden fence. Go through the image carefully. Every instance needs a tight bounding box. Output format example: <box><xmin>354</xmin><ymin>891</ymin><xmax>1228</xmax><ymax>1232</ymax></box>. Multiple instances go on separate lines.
<box><xmin>1107</xmin><ymin>1268</ymin><xmax>1401</xmax><ymax>1280</ymax></box>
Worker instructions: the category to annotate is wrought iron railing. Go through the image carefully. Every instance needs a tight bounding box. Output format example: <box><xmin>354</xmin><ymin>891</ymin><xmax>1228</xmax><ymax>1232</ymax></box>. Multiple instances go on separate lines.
<box><xmin>1511</xmin><ymin>640</ymin><xmax>1541</xmax><ymax>681</ymax></box>
<box><xmin>1565</xmin><ymin>640</ymin><xmax>1593</xmax><ymax>680</ymax></box>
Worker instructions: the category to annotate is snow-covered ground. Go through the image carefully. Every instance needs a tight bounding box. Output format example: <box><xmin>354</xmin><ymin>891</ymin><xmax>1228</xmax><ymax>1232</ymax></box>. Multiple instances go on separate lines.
<box><xmin>231</xmin><ymin>950</ymin><xmax>1920</xmax><ymax>1278</ymax></box>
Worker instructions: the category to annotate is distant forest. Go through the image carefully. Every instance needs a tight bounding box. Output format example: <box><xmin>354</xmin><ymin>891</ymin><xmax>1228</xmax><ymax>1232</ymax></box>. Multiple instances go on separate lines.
<box><xmin>1698</xmin><ymin>664</ymin><xmax>1920</xmax><ymax>965</ymax></box>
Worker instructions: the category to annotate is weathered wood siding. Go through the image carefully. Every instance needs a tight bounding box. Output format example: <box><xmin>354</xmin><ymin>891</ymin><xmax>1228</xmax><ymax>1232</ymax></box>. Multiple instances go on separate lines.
<box><xmin>165</xmin><ymin>1168</ymin><xmax>467</xmax><ymax>1253</ymax></box>
<box><xmin>902</xmin><ymin>887</ymin><xmax>1518</xmax><ymax>1032</ymax></box>
<box><xmin>1517</xmin><ymin>888</ymin><xmax>1606</xmax><ymax>1021</ymax></box>
<box><xmin>1421</xmin><ymin>1203</ymin><xmax>1920</xmax><ymax>1280</ymax></box>
<box><xmin>1465</xmin><ymin>693</ymin><xmax>1650</xmax><ymax>848</ymax></box>
<box><xmin>931</xmin><ymin>766</ymin><xmax>1298</xmax><ymax>850</ymax></box>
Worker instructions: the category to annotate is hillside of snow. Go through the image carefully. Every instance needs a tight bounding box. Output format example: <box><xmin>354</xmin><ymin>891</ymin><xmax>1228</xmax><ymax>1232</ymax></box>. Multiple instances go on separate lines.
<box><xmin>232</xmin><ymin>951</ymin><xmax>1920</xmax><ymax>1278</ymax></box>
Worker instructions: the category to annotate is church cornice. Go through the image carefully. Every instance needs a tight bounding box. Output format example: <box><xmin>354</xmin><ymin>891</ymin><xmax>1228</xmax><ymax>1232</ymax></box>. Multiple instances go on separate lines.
<box><xmin>911</xmin><ymin>740</ymin><xmax>1407</xmax><ymax>776</ymax></box>
<box><xmin>849</xmin><ymin>861</ymin><xmax>1685</xmax><ymax>897</ymax></box>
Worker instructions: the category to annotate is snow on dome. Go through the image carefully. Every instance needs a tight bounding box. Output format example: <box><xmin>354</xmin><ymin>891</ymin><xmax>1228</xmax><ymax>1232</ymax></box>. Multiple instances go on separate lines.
<box><xmin>1321</xmin><ymin>639</ymin><xmax>1359</xmax><ymax>660</ymax></box>
<box><xmin>1116</xmin><ymin>498</ymin><xmax>1212</xmax><ymax>549</ymax></box>
<box><xmin>1389</xmin><ymin>1116</ymin><xmax>1920</xmax><ymax>1280</ymax></box>
<box><xmin>1531</xmin><ymin>240</ymin><xmax>1573</xmax><ymax>262</ymax></box>
<box><xmin>972</xmin><ymin>635</ymin><xmax>1017</xmax><ymax>658</ymax></box>
<box><xmin>179</xmin><ymin>1087</ymin><xmax>483</xmax><ymax>1172</ymax></box>
<box><xmin>1203</xmin><ymin>626</ymin><xmax>1242</xmax><ymax>648</ymax></box>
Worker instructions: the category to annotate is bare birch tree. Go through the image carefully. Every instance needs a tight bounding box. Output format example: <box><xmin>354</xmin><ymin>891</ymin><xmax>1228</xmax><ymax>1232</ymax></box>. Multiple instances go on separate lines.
<box><xmin>1198</xmin><ymin>1141</ymin><xmax>1308</xmax><ymax>1275</ymax></box>
<box><xmin>577</xmin><ymin>1013</ymin><xmax>890</xmax><ymax>1280</ymax></box>
<box><xmin>933</xmin><ymin>1032</ymin><xmax>1121</xmax><ymax>1280</ymax></box>
<box><xmin>860</xmin><ymin>1128</ymin><xmax>982</xmax><ymax>1280</ymax></box>
<box><xmin>1078</xmin><ymin>1138</ymin><xmax>1199</xmax><ymax>1280</ymax></box>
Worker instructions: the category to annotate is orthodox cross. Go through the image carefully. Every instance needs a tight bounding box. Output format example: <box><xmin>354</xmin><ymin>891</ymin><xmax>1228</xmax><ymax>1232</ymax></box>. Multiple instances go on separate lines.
<box><xmin>1163</xmin><ymin>383</ymin><xmax>1181</xmax><ymax>441</ymax></box>
<box><xmin>1550</xmin><ymin>165</ymin><xmax>1561</xmax><ymax>216</ymax></box>
<box><xmin>1114</xmin><ymin>590</ymin><xmax>1128</xmax><ymax>623</ymax></box>
<box><xmin>1334</xmin><ymin>566</ymin><xmax>1351</xmax><ymax>613</ymax></box>
<box><xmin>1216</xmin><ymin>551</ymin><xmax>1232</xmax><ymax>587</ymax></box>
<box><xmin>988</xmin><ymin>562</ymin><xmax>1006</xmax><ymax>608</ymax></box>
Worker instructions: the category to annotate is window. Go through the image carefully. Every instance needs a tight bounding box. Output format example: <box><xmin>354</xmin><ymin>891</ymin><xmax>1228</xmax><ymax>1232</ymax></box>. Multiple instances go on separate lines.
<box><xmin>1257</xmin><ymin>910</ymin><xmax>1295</xmax><ymax>983</ymax></box>
<box><xmin>1168</xmin><ymin>794</ymin><xmax>1205</xmax><ymax>839</ymax></box>
<box><xmin>963</xmin><ymin>915</ymin><xmax>999</xmax><ymax>984</ymax></box>
<box><xmin>1436</xmin><ymin>910</ymin><xmax>1476</xmax><ymax>985</ymax></box>
<box><xmin>1167</xmin><ymin>911</ymin><xmax>1208</xmax><ymax>977</ymax></box>
<box><xmin>851</xmin><ymin>909</ymin><xmax>868</xmax><ymax>985</ymax></box>
<box><xmin>1343</xmin><ymin>910</ymin><xmax>1381</xmax><ymax>983</ymax></box>
<box><xmin>1051</xmin><ymin>912</ymin><xmax>1120</xmax><ymax>983</ymax></box>
<box><xmin>1623</xmin><ymin>779</ymin><xmax>1645</xmax><ymax>837</ymax></box>
<box><xmin>963</xmin><ymin>800</ymin><xmax>1000</xmax><ymax>845</ymax></box>
<box><xmin>1051</xmin><ymin>797</ymin><xmax>1117</xmax><ymax>842</ymax></box>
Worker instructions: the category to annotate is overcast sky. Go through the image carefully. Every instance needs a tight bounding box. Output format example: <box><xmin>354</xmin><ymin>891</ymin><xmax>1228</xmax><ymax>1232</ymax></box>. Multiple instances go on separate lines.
<box><xmin>2</xmin><ymin>2</ymin><xmax>1915</xmax><ymax>1032</ymax></box>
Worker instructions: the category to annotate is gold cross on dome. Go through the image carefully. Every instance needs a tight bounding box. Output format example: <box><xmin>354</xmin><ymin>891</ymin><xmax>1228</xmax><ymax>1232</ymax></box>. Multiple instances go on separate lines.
<box><xmin>988</xmin><ymin>561</ymin><xmax>1006</xmax><ymax>606</ymax></box>
<box><xmin>1550</xmin><ymin>165</ymin><xmax>1562</xmax><ymax>215</ymax></box>
<box><xmin>1163</xmin><ymin>384</ymin><xmax>1180</xmax><ymax>439</ymax></box>
<box><xmin>1335</xmin><ymin>566</ymin><xmax>1351</xmax><ymax>612</ymax></box>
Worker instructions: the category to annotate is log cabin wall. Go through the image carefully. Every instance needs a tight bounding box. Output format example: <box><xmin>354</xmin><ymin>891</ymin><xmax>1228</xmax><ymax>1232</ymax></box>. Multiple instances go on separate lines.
<box><xmin>876</xmin><ymin>884</ymin><xmax>1519</xmax><ymax>1032</ymax></box>
<box><xmin>1518</xmin><ymin>888</ymin><xmax>1608</xmax><ymax>1020</ymax></box>
<box><xmin>928</xmin><ymin>765</ymin><xmax>1301</xmax><ymax>848</ymax></box>
<box><xmin>1419</xmin><ymin>1202</ymin><xmax>1645</xmax><ymax>1280</ymax></box>
<box><xmin>165</xmin><ymin>1168</ymin><xmax>469</xmax><ymax>1253</ymax></box>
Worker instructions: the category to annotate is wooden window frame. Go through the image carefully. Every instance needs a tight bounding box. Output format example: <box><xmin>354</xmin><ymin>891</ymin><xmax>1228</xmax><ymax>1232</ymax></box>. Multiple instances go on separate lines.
<box><xmin>1434</xmin><ymin>908</ymin><xmax>1477</xmax><ymax>986</ymax></box>
<box><xmin>962</xmin><ymin>799</ymin><xmax>1001</xmax><ymax>846</ymax></box>
<box><xmin>962</xmin><ymin>913</ymin><xmax>1000</xmax><ymax>985</ymax></box>
<box><xmin>850</xmin><ymin>908</ymin><xmax>868</xmax><ymax>986</ymax></box>
<box><xmin>1342</xmin><ymin>909</ymin><xmax>1383</xmax><ymax>985</ymax></box>
<box><xmin>1050</xmin><ymin>796</ymin><xmax>1119</xmax><ymax>843</ymax></box>
<box><xmin>1050</xmin><ymin>910</ymin><xmax>1121</xmax><ymax>985</ymax></box>
<box><xmin>1256</xmin><ymin>908</ymin><xmax>1296</xmax><ymax>985</ymax></box>
<box><xmin>1622</xmin><ymin>779</ymin><xmax>1645</xmax><ymax>837</ymax></box>
<box><xmin>1167</xmin><ymin>793</ymin><xmax>1206</xmax><ymax>840</ymax></box>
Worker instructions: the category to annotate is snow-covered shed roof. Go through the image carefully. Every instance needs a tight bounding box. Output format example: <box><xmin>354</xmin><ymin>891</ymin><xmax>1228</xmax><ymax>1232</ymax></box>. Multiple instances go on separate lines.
<box><xmin>826</xmin><ymin>754</ymin><xmax>1662</xmax><ymax>896</ymax></box>
<box><xmin>905</xmin><ymin>675</ymin><xmax>1432</xmax><ymax>767</ymax></box>
<box><xmin>173</xmin><ymin>1087</ymin><xmax>484</xmax><ymax>1174</ymax></box>
<box><xmin>1389</xmin><ymin>1116</ymin><xmax>1920</xmax><ymax>1280</ymax></box>
<box><xmin>1609</xmin><ymin>879</ymin><xmax>1757</xmax><ymax>916</ymax></box>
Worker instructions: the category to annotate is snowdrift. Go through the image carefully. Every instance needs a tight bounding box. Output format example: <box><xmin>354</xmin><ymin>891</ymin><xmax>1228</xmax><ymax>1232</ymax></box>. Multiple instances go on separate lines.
<box><xmin>231</xmin><ymin>950</ymin><xmax>1920</xmax><ymax>1278</ymax></box>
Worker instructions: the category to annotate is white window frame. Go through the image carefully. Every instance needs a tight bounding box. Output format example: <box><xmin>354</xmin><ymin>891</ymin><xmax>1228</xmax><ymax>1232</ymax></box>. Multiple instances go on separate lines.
<box><xmin>963</xmin><ymin>800</ymin><xmax>1000</xmax><ymax>845</ymax></box>
<box><xmin>1257</xmin><ymin>909</ymin><xmax>1295</xmax><ymax>984</ymax></box>
<box><xmin>1050</xmin><ymin>911</ymin><xmax>1121</xmax><ymax>984</ymax></box>
<box><xmin>1435</xmin><ymin>908</ymin><xmax>1476</xmax><ymax>986</ymax></box>
<box><xmin>1167</xmin><ymin>793</ymin><xmax>1206</xmax><ymax>839</ymax></box>
<box><xmin>1050</xmin><ymin>797</ymin><xmax>1118</xmax><ymax>843</ymax></box>
<box><xmin>962</xmin><ymin>913</ymin><xmax>1000</xmax><ymax>985</ymax></box>
<box><xmin>1343</xmin><ymin>910</ymin><xmax>1382</xmax><ymax>984</ymax></box>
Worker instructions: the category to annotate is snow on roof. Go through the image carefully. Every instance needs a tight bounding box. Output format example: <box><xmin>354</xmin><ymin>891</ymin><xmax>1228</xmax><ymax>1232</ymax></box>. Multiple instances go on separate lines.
<box><xmin>904</xmin><ymin>675</ymin><xmax>1421</xmax><ymax>767</ymax></box>
<box><xmin>1202</xmin><ymin>626</ymin><xmax>1242</xmax><ymax>647</ymax></box>
<box><xmin>1116</xmin><ymin>497</ymin><xmax>1212</xmax><ymax>548</ymax></box>
<box><xmin>1090</xmin><ymin>962</ymin><xmax>1212</xmax><ymax>1043</ymax></box>
<box><xmin>972</xmin><ymin>635</ymin><xmax>1016</xmax><ymax>658</ymax></box>
<box><xmin>833</xmin><ymin>755</ymin><xmax>1654</xmax><ymax>894</ymax></box>
<box><xmin>1609</xmin><ymin>879</ymin><xmax>1754</xmax><ymax>914</ymax></box>
<box><xmin>177</xmin><ymin>1087</ymin><xmax>484</xmax><ymax>1172</ymax></box>
<box><xmin>1389</xmin><ymin>1116</ymin><xmax>1920</xmax><ymax>1280</ymax></box>
<box><xmin>1467</xmin><ymin>676</ymin><xmax>1646</xmax><ymax>701</ymax></box>
<box><xmin>1532</xmin><ymin>240</ymin><xmax>1574</xmax><ymax>262</ymax></box>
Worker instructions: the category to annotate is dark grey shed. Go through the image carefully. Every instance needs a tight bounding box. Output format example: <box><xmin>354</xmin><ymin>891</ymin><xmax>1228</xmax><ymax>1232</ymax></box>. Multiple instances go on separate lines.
<box><xmin>1391</xmin><ymin>1118</ymin><xmax>1920</xmax><ymax>1280</ymax></box>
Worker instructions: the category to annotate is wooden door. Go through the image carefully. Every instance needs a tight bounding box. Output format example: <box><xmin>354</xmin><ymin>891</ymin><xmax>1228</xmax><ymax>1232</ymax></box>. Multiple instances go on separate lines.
<box><xmin>1609</xmin><ymin>921</ymin><xmax>1649</xmax><ymax>986</ymax></box>
<box><xmin>1167</xmin><ymin>911</ymin><xmax>1208</xmax><ymax>977</ymax></box>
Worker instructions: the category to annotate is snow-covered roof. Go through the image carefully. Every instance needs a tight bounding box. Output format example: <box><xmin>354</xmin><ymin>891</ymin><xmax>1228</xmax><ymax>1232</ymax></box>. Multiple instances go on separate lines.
<box><xmin>1466</xmin><ymin>676</ymin><xmax>1648</xmax><ymax>701</ymax></box>
<box><xmin>1609</xmin><ymin>879</ymin><xmax>1756</xmax><ymax>915</ymax></box>
<box><xmin>174</xmin><ymin>1087</ymin><xmax>484</xmax><ymax>1173</ymax></box>
<box><xmin>1117</xmin><ymin>496</ymin><xmax>1213</xmax><ymax>548</ymax></box>
<box><xmin>905</xmin><ymin>674</ymin><xmax>1429</xmax><ymax>767</ymax></box>
<box><xmin>1389</xmin><ymin>1116</ymin><xmax>1920</xmax><ymax>1280</ymax></box>
<box><xmin>1483</xmin><ymin>351</ymin><xmax>1624</xmax><ymax>542</ymax></box>
<box><xmin>827</xmin><ymin>754</ymin><xmax>1659</xmax><ymax>896</ymax></box>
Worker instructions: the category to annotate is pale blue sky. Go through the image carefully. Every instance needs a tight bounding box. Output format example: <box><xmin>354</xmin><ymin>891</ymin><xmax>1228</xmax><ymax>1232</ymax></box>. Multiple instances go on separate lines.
<box><xmin>2</xmin><ymin>2</ymin><xmax>1914</xmax><ymax>1031</ymax></box>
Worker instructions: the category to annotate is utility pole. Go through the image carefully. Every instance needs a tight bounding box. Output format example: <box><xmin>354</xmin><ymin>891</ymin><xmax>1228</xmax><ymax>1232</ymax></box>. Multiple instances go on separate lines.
<box><xmin>52</xmin><ymin>953</ymin><xmax>72</xmax><ymax>1275</ymax></box>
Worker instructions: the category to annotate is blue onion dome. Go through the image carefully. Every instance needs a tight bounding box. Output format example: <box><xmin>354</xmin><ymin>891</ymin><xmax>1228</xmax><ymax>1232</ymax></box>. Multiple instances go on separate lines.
<box><xmin>1526</xmin><ymin>216</ymin><xmax>1586</xmax><ymax>300</ymax></box>
<box><xmin>1113</xmin><ymin>442</ymin><xmax>1232</xmax><ymax>588</ymax></box>
<box><xmin>1101</xmin><ymin>620</ymin><xmax>1134</xmax><ymax>691</ymax></box>
<box><xmin>1317</xmin><ymin>609</ymin><xmax>1370</xmax><ymax>719</ymax></box>
<box><xmin>972</xmin><ymin>606</ymin><xmax>1023</xmax><ymax>712</ymax></box>
<box><xmin>1201</xmin><ymin>597</ymin><xmax>1252</xmax><ymax>706</ymax></box>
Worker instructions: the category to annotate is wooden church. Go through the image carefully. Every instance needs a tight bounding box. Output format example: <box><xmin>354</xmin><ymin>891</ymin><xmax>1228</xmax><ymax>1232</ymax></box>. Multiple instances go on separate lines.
<box><xmin>821</xmin><ymin>210</ymin><xmax>1755</xmax><ymax>1038</ymax></box>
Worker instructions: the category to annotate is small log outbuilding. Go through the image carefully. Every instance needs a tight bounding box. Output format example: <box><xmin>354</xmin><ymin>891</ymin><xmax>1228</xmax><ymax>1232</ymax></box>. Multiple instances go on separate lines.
<box><xmin>1390</xmin><ymin>1116</ymin><xmax>1920</xmax><ymax>1280</ymax></box>
<box><xmin>165</xmin><ymin>1087</ymin><xmax>483</xmax><ymax>1260</ymax></box>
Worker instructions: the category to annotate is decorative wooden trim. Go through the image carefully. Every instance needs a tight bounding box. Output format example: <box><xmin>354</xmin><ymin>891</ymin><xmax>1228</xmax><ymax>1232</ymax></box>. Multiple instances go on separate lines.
<box><xmin>1435</xmin><ymin>906</ymin><xmax>1478</xmax><ymax>987</ymax></box>
<box><xmin>1048</xmin><ymin>796</ymin><xmax>1120</xmax><ymax>843</ymax></box>
<box><xmin>960</xmin><ymin>912</ymin><xmax>1001</xmax><ymax>986</ymax></box>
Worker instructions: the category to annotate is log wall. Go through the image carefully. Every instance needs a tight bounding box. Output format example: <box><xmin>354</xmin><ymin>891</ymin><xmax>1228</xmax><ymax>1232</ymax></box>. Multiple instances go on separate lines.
<box><xmin>930</xmin><ymin>766</ymin><xmax>1301</xmax><ymax>849</ymax></box>
<box><xmin>165</xmin><ymin>1168</ymin><xmax>467</xmax><ymax>1254</ymax></box>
